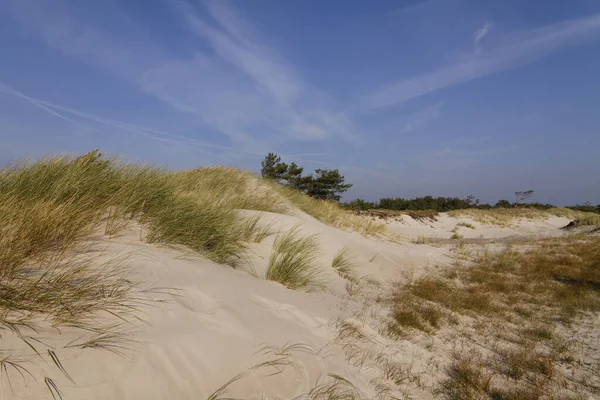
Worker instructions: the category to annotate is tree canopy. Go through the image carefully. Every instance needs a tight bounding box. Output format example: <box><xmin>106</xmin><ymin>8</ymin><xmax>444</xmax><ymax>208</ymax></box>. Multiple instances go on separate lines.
<box><xmin>260</xmin><ymin>153</ymin><xmax>352</xmax><ymax>201</ymax></box>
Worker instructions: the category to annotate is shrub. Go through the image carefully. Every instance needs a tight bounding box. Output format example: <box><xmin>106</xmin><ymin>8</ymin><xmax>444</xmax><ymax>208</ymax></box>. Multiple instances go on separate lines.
<box><xmin>260</xmin><ymin>153</ymin><xmax>352</xmax><ymax>201</ymax></box>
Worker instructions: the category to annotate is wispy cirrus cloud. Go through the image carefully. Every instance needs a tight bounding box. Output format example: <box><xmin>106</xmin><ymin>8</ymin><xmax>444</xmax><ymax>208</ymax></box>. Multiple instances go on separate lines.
<box><xmin>4</xmin><ymin>0</ymin><xmax>359</xmax><ymax>150</ymax></box>
<box><xmin>183</xmin><ymin>0</ymin><xmax>302</xmax><ymax>107</ymax></box>
<box><xmin>361</xmin><ymin>13</ymin><xmax>600</xmax><ymax>110</ymax></box>
<box><xmin>0</xmin><ymin>81</ymin><xmax>328</xmax><ymax>164</ymax></box>
<box><xmin>474</xmin><ymin>22</ymin><xmax>491</xmax><ymax>54</ymax></box>
<box><xmin>399</xmin><ymin>102</ymin><xmax>445</xmax><ymax>134</ymax></box>
<box><xmin>0</xmin><ymin>81</ymin><xmax>239</xmax><ymax>158</ymax></box>
<box><xmin>163</xmin><ymin>0</ymin><xmax>360</xmax><ymax>145</ymax></box>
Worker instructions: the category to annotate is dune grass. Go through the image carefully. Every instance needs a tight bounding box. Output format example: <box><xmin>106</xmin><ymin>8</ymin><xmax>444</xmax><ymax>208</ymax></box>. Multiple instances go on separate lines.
<box><xmin>170</xmin><ymin>167</ymin><xmax>288</xmax><ymax>213</ymax></box>
<box><xmin>206</xmin><ymin>342</ymin><xmax>367</xmax><ymax>400</ymax></box>
<box><xmin>413</xmin><ymin>235</ymin><xmax>432</xmax><ymax>245</ymax></box>
<box><xmin>331</xmin><ymin>247</ymin><xmax>358</xmax><ymax>282</ymax></box>
<box><xmin>566</xmin><ymin>214</ymin><xmax>600</xmax><ymax>227</ymax></box>
<box><xmin>386</xmin><ymin>236</ymin><xmax>600</xmax><ymax>398</ymax></box>
<box><xmin>271</xmin><ymin>184</ymin><xmax>387</xmax><ymax>236</ymax></box>
<box><xmin>0</xmin><ymin>150</ymin><xmax>287</xmax><ymax>393</ymax></box>
<box><xmin>450</xmin><ymin>227</ymin><xmax>464</xmax><ymax>240</ymax></box>
<box><xmin>449</xmin><ymin>207</ymin><xmax>595</xmax><ymax>227</ymax></box>
<box><xmin>456</xmin><ymin>222</ymin><xmax>475</xmax><ymax>229</ymax></box>
<box><xmin>0</xmin><ymin>150</ymin><xmax>287</xmax><ymax>325</ymax></box>
<box><xmin>389</xmin><ymin>237</ymin><xmax>600</xmax><ymax>334</ymax></box>
<box><xmin>266</xmin><ymin>228</ymin><xmax>322</xmax><ymax>290</ymax></box>
<box><xmin>0</xmin><ymin>149</ymin><xmax>383</xmax><ymax>334</ymax></box>
<box><xmin>173</xmin><ymin>166</ymin><xmax>388</xmax><ymax>237</ymax></box>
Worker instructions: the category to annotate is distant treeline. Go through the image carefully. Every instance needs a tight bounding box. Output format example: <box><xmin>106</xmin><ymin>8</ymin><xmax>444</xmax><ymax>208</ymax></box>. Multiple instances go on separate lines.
<box><xmin>343</xmin><ymin>196</ymin><xmax>600</xmax><ymax>214</ymax></box>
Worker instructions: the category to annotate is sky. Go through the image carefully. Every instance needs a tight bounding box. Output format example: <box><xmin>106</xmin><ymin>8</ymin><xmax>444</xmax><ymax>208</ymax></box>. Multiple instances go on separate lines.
<box><xmin>1</xmin><ymin>0</ymin><xmax>600</xmax><ymax>205</ymax></box>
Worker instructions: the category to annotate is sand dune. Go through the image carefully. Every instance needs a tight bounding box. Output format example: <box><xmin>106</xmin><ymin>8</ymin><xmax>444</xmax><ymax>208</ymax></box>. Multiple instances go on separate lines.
<box><xmin>6</xmin><ymin>205</ymin><xmax>589</xmax><ymax>399</ymax></box>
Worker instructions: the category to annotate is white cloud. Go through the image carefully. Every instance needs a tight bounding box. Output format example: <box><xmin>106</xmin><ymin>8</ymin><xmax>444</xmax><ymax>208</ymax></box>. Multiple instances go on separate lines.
<box><xmin>3</xmin><ymin>0</ymin><xmax>360</xmax><ymax>149</ymax></box>
<box><xmin>361</xmin><ymin>13</ymin><xmax>600</xmax><ymax>110</ymax></box>
<box><xmin>474</xmin><ymin>22</ymin><xmax>490</xmax><ymax>46</ymax></box>
<box><xmin>170</xmin><ymin>0</ymin><xmax>360</xmax><ymax>145</ymax></box>
<box><xmin>399</xmin><ymin>102</ymin><xmax>445</xmax><ymax>133</ymax></box>
<box><xmin>0</xmin><ymin>81</ymin><xmax>249</xmax><ymax>159</ymax></box>
<box><xmin>474</xmin><ymin>22</ymin><xmax>490</xmax><ymax>55</ymax></box>
<box><xmin>185</xmin><ymin>0</ymin><xmax>303</xmax><ymax>107</ymax></box>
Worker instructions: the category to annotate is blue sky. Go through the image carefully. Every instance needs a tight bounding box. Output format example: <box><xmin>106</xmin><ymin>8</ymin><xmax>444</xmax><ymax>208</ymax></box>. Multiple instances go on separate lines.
<box><xmin>1</xmin><ymin>0</ymin><xmax>600</xmax><ymax>205</ymax></box>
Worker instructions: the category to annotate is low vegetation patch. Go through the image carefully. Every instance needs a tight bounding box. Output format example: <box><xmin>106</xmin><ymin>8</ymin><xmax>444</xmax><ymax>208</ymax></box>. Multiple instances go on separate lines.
<box><xmin>450</xmin><ymin>227</ymin><xmax>464</xmax><ymax>240</ymax></box>
<box><xmin>449</xmin><ymin>207</ymin><xmax>595</xmax><ymax>226</ymax></box>
<box><xmin>331</xmin><ymin>247</ymin><xmax>358</xmax><ymax>282</ymax></box>
<box><xmin>413</xmin><ymin>235</ymin><xmax>432</xmax><ymax>245</ymax></box>
<box><xmin>272</xmin><ymin>184</ymin><xmax>387</xmax><ymax>236</ymax></box>
<box><xmin>170</xmin><ymin>166</ymin><xmax>288</xmax><ymax>214</ymax></box>
<box><xmin>266</xmin><ymin>228</ymin><xmax>322</xmax><ymax>290</ymax></box>
<box><xmin>0</xmin><ymin>150</ymin><xmax>289</xmax><ymax>393</ymax></box>
<box><xmin>564</xmin><ymin>214</ymin><xmax>600</xmax><ymax>228</ymax></box>
<box><xmin>387</xmin><ymin>237</ymin><xmax>600</xmax><ymax>398</ymax></box>
<box><xmin>354</xmin><ymin>209</ymin><xmax>439</xmax><ymax>222</ymax></box>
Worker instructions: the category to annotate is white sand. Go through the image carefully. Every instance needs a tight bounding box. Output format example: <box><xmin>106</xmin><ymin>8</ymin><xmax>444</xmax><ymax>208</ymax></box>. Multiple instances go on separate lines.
<box><xmin>6</xmin><ymin>211</ymin><xmax>574</xmax><ymax>399</ymax></box>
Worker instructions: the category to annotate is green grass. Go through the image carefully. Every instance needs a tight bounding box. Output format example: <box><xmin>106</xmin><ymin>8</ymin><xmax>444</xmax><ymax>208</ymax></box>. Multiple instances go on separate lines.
<box><xmin>331</xmin><ymin>247</ymin><xmax>357</xmax><ymax>281</ymax></box>
<box><xmin>266</xmin><ymin>228</ymin><xmax>322</xmax><ymax>290</ymax></box>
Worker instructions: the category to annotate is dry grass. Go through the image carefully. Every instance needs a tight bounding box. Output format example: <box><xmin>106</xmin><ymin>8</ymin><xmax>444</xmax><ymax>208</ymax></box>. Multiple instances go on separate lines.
<box><xmin>0</xmin><ymin>150</ymin><xmax>297</xmax><ymax>394</ymax></box>
<box><xmin>174</xmin><ymin>166</ymin><xmax>391</xmax><ymax>238</ymax></box>
<box><xmin>388</xmin><ymin>294</ymin><xmax>445</xmax><ymax>335</ymax></box>
<box><xmin>413</xmin><ymin>235</ymin><xmax>432</xmax><ymax>245</ymax></box>
<box><xmin>457</xmin><ymin>222</ymin><xmax>475</xmax><ymax>229</ymax></box>
<box><xmin>387</xmin><ymin>236</ymin><xmax>600</xmax><ymax>398</ymax></box>
<box><xmin>272</xmin><ymin>184</ymin><xmax>388</xmax><ymax>236</ymax></box>
<box><xmin>303</xmin><ymin>374</ymin><xmax>365</xmax><ymax>399</ymax></box>
<box><xmin>207</xmin><ymin>342</ymin><xmax>367</xmax><ymax>400</ymax></box>
<box><xmin>449</xmin><ymin>207</ymin><xmax>596</xmax><ymax>227</ymax></box>
<box><xmin>0</xmin><ymin>153</ymin><xmax>149</xmax><ymax>324</ymax></box>
<box><xmin>266</xmin><ymin>228</ymin><xmax>322</xmax><ymax>290</ymax></box>
<box><xmin>355</xmin><ymin>209</ymin><xmax>439</xmax><ymax>222</ymax></box>
<box><xmin>170</xmin><ymin>167</ymin><xmax>288</xmax><ymax>213</ymax></box>
<box><xmin>566</xmin><ymin>214</ymin><xmax>600</xmax><ymax>228</ymax></box>
<box><xmin>450</xmin><ymin>227</ymin><xmax>464</xmax><ymax>240</ymax></box>
<box><xmin>391</xmin><ymin>237</ymin><xmax>600</xmax><ymax>330</ymax></box>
